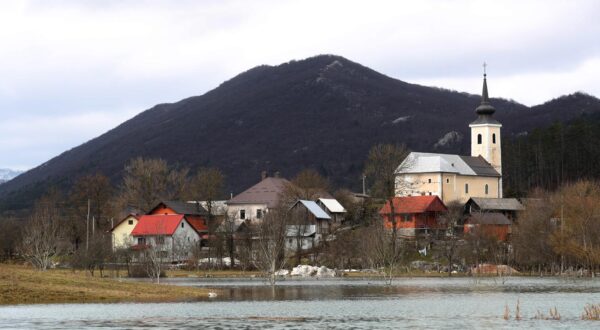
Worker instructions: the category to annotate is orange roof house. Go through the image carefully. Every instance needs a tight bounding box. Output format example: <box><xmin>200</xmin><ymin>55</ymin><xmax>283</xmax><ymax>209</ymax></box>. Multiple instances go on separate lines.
<box><xmin>379</xmin><ymin>196</ymin><xmax>448</xmax><ymax>237</ymax></box>
<box><xmin>148</xmin><ymin>201</ymin><xmax>209</xmax><ymax>233</ymax></box>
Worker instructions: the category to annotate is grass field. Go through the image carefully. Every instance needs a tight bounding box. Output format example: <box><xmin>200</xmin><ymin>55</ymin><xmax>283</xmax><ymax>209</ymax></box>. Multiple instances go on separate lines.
<box><xmin>0</xmin><ymin>264</ymin><xmax>216</xmax><ymax>305</ymax></box>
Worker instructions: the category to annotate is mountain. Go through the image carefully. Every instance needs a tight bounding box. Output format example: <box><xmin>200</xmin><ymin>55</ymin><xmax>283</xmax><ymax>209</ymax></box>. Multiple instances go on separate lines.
<box><xmin>1</xmin><ymin>55</ymin><xmax>600</xmax><ymax>211</ymax></box>
<box><xmin>0</xmin><ymin>169</ymin><xmax>23</xmax><ymax>185</ymax></box>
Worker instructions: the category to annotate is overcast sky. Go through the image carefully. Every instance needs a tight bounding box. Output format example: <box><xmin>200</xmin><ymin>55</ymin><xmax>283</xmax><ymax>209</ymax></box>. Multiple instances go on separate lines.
<box><xmin>1</xmin><ymin>0</ymin><xmax>599</xmax><ymax>171</ymax></box>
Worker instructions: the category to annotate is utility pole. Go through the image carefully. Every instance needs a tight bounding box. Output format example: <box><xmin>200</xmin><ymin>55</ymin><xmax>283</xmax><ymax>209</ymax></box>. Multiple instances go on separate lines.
<box><xmin>86</xmin><ymin>199</ymin><xmax>90</xmax><ymax>251</ymax></box>
<box><xmin>92</xmin><ymin>216</ymin><xmax>95</xmax><ymax>237</ymax></box>
<box><xmin>362</xmin><ymin>175</ymin><xmax>366</xmax><ymax>195</ymax></box>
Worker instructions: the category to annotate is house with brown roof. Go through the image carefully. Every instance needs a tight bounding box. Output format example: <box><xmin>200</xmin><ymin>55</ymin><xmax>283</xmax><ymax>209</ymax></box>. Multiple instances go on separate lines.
<box><xmin>227</xmin><ymin>172</ymin><xmax>291</xmax><ymax>222</ymax></box>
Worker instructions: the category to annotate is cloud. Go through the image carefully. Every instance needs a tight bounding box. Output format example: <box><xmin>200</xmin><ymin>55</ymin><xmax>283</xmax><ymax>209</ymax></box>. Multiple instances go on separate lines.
<box><xmin>0</xmin><ymin>0</ymin><xmax>598</xmax><ymax>169</ymax></box>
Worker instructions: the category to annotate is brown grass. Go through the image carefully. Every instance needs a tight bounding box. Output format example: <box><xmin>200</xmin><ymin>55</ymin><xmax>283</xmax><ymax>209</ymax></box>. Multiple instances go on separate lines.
<box><xmin>582</xmin><ymin>304</ymin><xmax>600</xmax><ymax>320</ymax></box>
<box><xmin>0</xmin><ymin>264</ymin><xmax>216</xmax><ymax>305</ymax></box>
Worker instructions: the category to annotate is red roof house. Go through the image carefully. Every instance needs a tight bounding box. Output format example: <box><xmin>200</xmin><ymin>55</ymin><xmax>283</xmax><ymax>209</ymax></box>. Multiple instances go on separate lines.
<box><xmin>379</xmin><ymin>196</ymin><xmax>448</xmax><ymax>237</ymax></box>
<box><xmin>148</xmin><ymin>201</ymin><xmax>209</xmax><ymax>233</ymax></box>
<box><xmin>131</xmin><ymin>214</ymin><xmax>186</xmax><ymax>236</ymax></box>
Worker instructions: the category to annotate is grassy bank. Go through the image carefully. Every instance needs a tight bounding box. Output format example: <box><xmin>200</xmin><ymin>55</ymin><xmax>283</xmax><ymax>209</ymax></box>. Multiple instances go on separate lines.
<box><xmin>0</xmin><ymin>264</ymin><xmax>215</xmax><ymax>305</ymax></box>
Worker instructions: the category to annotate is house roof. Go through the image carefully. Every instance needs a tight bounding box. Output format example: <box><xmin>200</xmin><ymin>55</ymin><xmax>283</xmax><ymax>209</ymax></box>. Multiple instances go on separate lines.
<box><xmin>379</xmin><ymin>196</ymin><xmax>448</xmax><ymax>214</ymax></box>
<box><xmin>318</xmin><ymin>198</ymin><xmax>347</xmax><ymax>213</ymax></box>
<box><xmin>396</xmin><ymin>152</ymin><xmax>500</xmax><ymax>177</ymax></box>
<box><xmin>110</xmin><ymin>214</ymin><xmax>139</xmax><ymax>232</ymax></box>
<box><xmin>469</xmin><ymin>198</ymin><xmax>525</xmax><ymax>211</ymax></box>
<box><xmin>131</xmin><ymin>214</ymin><xmax>185</xmax><ymax>236</ymax></box>
<box><xmin>151</xmin><ymin>201</ymin><xmax>208</xmax><ymax>216</ymax></box>
<box><xmin>468</xmin><ymin>212</ymin><xmax>512</xmax><ymax>225</ymax></box>
<box><xmin>294</xmin><ymin>200</ymin><xmax>332</xmax><ymax>220</ymax></box>
<box><xmin>185</xmin><ymin>217</ymin><xmax>207</xmax><ymax>233</ymax></box>
<box><xmin>228</xmin><ymin>177</ymin><xmax>291</xmax><ymax>208</ymax></box>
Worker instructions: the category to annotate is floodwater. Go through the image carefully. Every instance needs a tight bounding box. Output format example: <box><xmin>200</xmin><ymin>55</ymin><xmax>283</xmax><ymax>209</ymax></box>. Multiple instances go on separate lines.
<box><xmin>2</xmin><ymin>277</ymin><xmax>600</xmax><ymax>329</ymax></box>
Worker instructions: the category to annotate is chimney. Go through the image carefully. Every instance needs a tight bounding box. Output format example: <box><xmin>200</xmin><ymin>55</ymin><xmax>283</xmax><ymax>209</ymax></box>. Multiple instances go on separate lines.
<box><xmin>274</xmin><ymin>171</ymin><xmax>280</xmax><ymax>178</ymax></box>
<box><xmin>261</xmin><ymin>171</ymin><xmax>268</xmax><ymax>180</ymax></box>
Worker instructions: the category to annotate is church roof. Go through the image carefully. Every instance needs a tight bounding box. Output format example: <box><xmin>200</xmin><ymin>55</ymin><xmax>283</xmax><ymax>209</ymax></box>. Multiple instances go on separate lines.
<box><xmin>396</xmin><ymin>152</ymin><xmax>500</xmax><ymax>177</ymax></box>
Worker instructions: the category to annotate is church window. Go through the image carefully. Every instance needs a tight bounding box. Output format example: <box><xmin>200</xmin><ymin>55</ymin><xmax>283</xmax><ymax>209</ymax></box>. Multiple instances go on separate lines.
<box><xmin>492</xmin><ymin>133</ymin><xmax>496</xmax><ymax>144</ymax></box>
<box><xmin>477</xmin><ymin>134</ymin><xmax>482</xmax><ymax>144</ymax></box>
<box><xmin>465</xmin><ymin>183</ymin><xmax>469</xmax><ymax>194</ymax></box>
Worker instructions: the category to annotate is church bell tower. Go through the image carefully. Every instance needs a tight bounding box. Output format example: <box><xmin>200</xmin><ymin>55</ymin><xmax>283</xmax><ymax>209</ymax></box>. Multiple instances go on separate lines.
<box><xmin>470</xmin><ymin>66</ymin><xmax>502</xmax><ymax>180</ymax></box>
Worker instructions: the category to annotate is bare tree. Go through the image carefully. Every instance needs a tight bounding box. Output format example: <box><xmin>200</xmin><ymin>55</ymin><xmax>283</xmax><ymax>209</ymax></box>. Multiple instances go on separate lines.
<box><xmin>18</xmin><ymin>195</ymin><xmax>66</xmax><ymax>270</ymax></box>
<box><xmin>255</xmin><ymin>206</ymin><xmax>288</xmax><ymax>285</ymax></box>
<box><xmin>364</xmin><ymin>143</ymin><xmax>410</xmax><ymax>283</ymax></box>
<box><xmin>187</xmin><ymin>167</ymin><xmax>224</xmax><ymax>267</ymax></box>
<box><xmin>435</xmin><ymin>201</ymin><xmax>464</xmax><ymax>276</ymax></box>
<box><xmin>142</xmin><ymin>235</ymin><xmax>167</xmax><ymax>284</ymax></box>
<box><xmin>121</xmin><ymin>157</ymin><xmax>189</xmax><ymax>213</ymax></box>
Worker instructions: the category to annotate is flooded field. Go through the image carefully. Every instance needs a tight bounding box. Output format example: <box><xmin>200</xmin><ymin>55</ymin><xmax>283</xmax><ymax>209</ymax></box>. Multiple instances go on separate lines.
<box><xmin>2</xmin><ymin>277</ymin><xmax>600</xmax><ymax>329</ymax></box>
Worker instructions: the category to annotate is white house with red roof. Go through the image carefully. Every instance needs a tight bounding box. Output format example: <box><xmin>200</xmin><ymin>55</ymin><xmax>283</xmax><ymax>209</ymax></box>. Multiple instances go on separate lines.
<box><xmin>130</xmin><ymin>214</ymin><xmax>200</xmax><ymax>261</ymax></box>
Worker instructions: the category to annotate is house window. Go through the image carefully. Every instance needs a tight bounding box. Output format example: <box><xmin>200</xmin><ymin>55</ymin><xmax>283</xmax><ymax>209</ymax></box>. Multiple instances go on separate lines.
<box><xmin>485</xmin><ymin>184</ymin><xmax>489</xmax><ymax>195</ymax></box>
<box><xmin>493</xmin><ymin>133</ymin><xmax>496</xmax><ymax>144</ymax></box>
<box><xmin>137</xmin><ymin>237</ymin><xmax>146</xmax><ymax>245</ymax></box>
<box><xmin>465</xmin><ymin>183</ymin><xmax>469</xmax><ymax>194</ymax></box>
<box><xmin>256</xmin><ymin>209</ymin><xmax>263</xmax><ymax>219</ymax></box>
<box><xmin>156</xmin><ymin>236</ymin><xmax>165</xmax><ymax>245</ymax></box>
<box><xmin>240</xmin><ymin>209</ymin><xmax>246</xmax><ymax>219</ymax></box>
<box><xmin>128</xmin><ymin>220</ymin><xmax>133</xmax><ymax>225</ymax></box>
<box><xmin>477</xmin><ymin>134</ymin><xmax>482</xmax><ymax>144</ymax></box>
<box><xmin>428</xmin><ymin>178</ymin><xmax>432</xmax><ymax>183</ymax></box>
<box><xmin>401</xmin><ymin>214</ymin><xmax>411</xmax><ymax>222</ymax></box>
<box><xmin>446</xmin><ymin>178</ymin><xmax>450</xmax><ymax>183</ymax></box>
<box><xmin>429</xmin><ymin>192</ymin><xmax>432</xmax><ymax>196</ymax></box>
<box><xmin>181</xmin><ymin>222</ymin><xmax>184</xmax><ymax>228</ymax></box>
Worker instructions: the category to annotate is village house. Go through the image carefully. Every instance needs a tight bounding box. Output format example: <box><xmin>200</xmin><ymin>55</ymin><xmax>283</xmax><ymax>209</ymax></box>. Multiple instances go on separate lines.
<box><xmin>395</xmin><ymin>73</ymin><xmax>502</xmax><ymax>204</ymax></box>
<box><xmin>227</xmin><ymin>171</ymin><xmax>290</xmax><ymax>222</ymax></box>
<box><xmin>379</xmin><ymin>196</ymin><xmax>448</xmax><ymax>238</ymax></box>
<box><xmin>316</xmin><ymin>198</ymin><xmax>347</xmax><ymax>225</ymax></box>
<box><xmin>464</xmin><ymin>197</ymin><xmax>524</xmax><ymax>222</ymax></box>
<box><xmin>464</xmin><ymin>212</ymin><xmax>512</xmax><ymax>241</ymax></box>
<box><xmin>110</xmin><ymin>214</ymin><xmax>139</xmax><ymax>250</ymax></box>
<box><xmin>286</xmin><ymin>200</ymin><xmax>332</xmax><ymax>251</ymax></box>
<box><xmin>148</xmin><ymin>200</ymin><xmax>209</xmax><ymax>233</ymax></box>
<box><xmin>130</xmin><ymin>214</ymin><xmax>201</xmax><ymax>261</ymax></box>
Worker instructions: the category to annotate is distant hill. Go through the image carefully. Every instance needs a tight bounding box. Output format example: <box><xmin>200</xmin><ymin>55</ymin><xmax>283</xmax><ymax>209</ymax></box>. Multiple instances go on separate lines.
<box><xmin>0</xmin><ymin>169</ymin><xmax>23</xmax><ymax>185</ymax></box>
<box><xmin>1</xmin><ymin>55</ymin><xmax>600</xmax><ymax>211</ymax></box>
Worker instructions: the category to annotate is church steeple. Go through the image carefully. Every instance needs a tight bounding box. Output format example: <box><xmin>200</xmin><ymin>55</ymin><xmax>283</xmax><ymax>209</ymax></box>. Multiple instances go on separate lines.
<box><xmin>475</xmin><ymin>65</ymin><xmax>496</xmax><ymax>116</ymax></box>
<box><xmin>469</xmin><ymin>63</ymin><xmax>502</xmax><ymax>197</ymax></box>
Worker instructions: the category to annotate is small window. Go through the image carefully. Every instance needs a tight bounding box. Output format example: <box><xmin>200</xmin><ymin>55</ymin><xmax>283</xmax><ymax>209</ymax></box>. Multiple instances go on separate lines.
<box><xmin>256</xmin><ymin>209</ymin><xmax>263</xmax><ymax>219</ymax></box>
<box><xmin>465</xmin><ymin>183</ymin><xmax>469</xmax><ymax>194</ymax></box>
<box><xmin>429</xmin><ymin>192</ymin><xmax>432</xmax><ymax>196</ymax></box>
<box><xmin>128</xmin><ymin>220</ymin><xmax>133</xmax><ymax>225</ymax></box>
<box><xmin>138</xmin><ymin>237</ymin><xmax>145</xmax><ymax>245</ymax></box>
<box><xmin>493</xmin><ymin>133</ymin><xmax>496</xmax><ymax>144</ymax></box>
<box><xmin>485</xmin><ymin>184</ymin><xmax>489</xmax><ymax>195</ymax></box>
<box><xmin>240</xmin><ymin>209</ymin><xmax>246</xmax><ymax>220</ymax></box>
<box><xmin>156</xmin><ymin>236</ymin><xmax>165</xmax><ymax>245</ymax></box>
<box><xmin>181</xmin><ymin>222</ymin><xmax>184</xmax><ymax>228</ymax></box>
<box><xmin>428</xmin><ymin>178</ymin><xmax>432</xmax><ymax>183</ymax></box>
<box><xmin>446</xmin><ymin>178</ymin><xmax>450</xmax><ymax>183</ymax></box>
<box><xmin>477</xmin><ymin>134</ymin><xmax>482</xmax><ymax>144</ymax></box>
<box><xmin>401</xmin><ymin>214</ymin><xmax>411</xmax><ymax>222</ymax></box>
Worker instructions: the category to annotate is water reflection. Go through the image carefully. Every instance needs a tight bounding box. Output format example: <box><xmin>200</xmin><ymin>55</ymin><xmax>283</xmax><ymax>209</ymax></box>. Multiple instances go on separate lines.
<box><xmin>2</xmin><ymin>277</ymin><xmax>600</xmax><ymax>329</ymax></box>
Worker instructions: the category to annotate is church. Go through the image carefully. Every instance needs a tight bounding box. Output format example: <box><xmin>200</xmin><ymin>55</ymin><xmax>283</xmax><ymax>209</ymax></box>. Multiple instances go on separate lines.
<box><xmin>395</xmin><ymin>72</ymin><xmax>503</xmax><ymax>204</ymax></box>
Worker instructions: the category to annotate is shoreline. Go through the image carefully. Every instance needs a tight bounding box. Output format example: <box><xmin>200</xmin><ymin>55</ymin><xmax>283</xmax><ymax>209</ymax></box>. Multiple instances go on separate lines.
<box><xmin>0</xmin><ymin>264</ymin><xmax>216</xmax><ymax>306</ymax></box>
